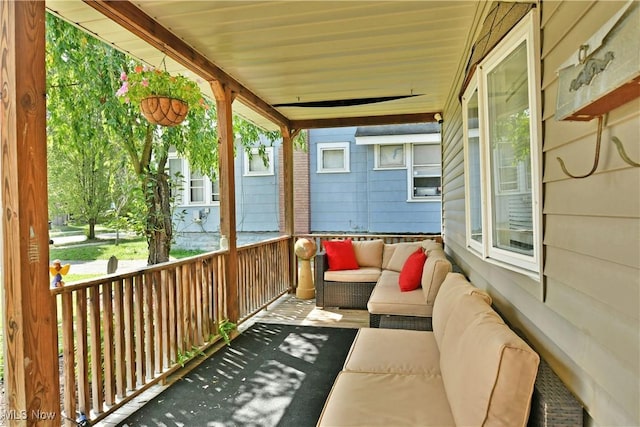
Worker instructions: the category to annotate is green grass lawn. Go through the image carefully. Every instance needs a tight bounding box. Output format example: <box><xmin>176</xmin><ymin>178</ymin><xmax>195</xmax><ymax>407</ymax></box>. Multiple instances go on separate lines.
<box><xmin>50</xmin><ymin>236</ymin><xmax>205</xmax><ymax>261</ymax></box>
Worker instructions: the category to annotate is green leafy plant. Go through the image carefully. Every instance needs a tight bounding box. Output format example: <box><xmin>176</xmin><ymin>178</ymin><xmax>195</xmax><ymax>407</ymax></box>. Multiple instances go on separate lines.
<box><xmin>116</xmin><ymin>64</ymin><xmax>208</xmax><ymax>111</ymax></box>
<box><xmin>175</xmin><ymin>346</ymin><xmax>206</xmax><ymax>367</ymax></box>
<box><xmin>218</xmin><ymin>319</ymin><xmax>237</xmax><ymax>345</ymax></box>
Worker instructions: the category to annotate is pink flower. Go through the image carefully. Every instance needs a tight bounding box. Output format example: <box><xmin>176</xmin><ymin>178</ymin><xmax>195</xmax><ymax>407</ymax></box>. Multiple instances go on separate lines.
<box><xmin>141</xmin><ymin>79</ymin><xmax>149</xmax><ymax>87</ymax></box>
<box><xmin>120</xmin><ymin>71</ymin><xmax>128</xmax><ymax>81</ymax></box>
<box><xmin>116</xmin><ymin>81</ymin><xmax>129</xmax><ymax>97</ymax></box>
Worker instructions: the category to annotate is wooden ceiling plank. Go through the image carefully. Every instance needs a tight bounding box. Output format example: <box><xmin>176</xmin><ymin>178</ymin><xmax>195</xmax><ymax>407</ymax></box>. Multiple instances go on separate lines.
<box><xmin>83</xmin><ymin>0</ymin><xmax>290</xmax><ymax>128</ymax></box>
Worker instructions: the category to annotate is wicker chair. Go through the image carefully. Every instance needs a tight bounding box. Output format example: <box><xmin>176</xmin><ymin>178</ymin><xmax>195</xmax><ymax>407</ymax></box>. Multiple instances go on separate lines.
<box><xmin>314</xmin><ymin>251</ymin><xmax>376</xmax><ymax>309</ymax></box>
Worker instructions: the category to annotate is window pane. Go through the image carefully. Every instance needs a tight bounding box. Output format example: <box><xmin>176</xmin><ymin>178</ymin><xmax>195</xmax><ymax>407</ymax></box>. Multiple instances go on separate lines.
<box><xmin>249</xmin><ymin>155</ymin><xmax>269</xmax><ymax>172</ymax></box>
<box><xmin>379</xmin><ymin>144</ymin><xmax>405</xmax><ymax>167</ymax></box>
<box><xmin>168</xmin><ymin>159</ymin><xmax>184</xmax><ymax>203</ymax></box>
<box><xmin>487</xmin><ymin>40</ymin><xmax>533</xmax><ymax>255</ymax></box>
<box><xmin>211</xmin><ymin>180</ymin><xmax>220</xmax><ymax>202</ymax></box>
<box><xmin>190</xmin><ymin>170</ymin><xmax>204</xmax><ymax>203</ymax></box>
<box><xmin>467</xmin><ymin>88</ymin><xmax>483</xmax><ymax>244</ymax></box>
<box><xmin>322</xmin><ymin>149</ymin><xmax>345</xmax><ymax>170</ymax></box>
<box><xmin>414</xmin><ymin>144</ymin><xmax>440</xmax><ymax>164</ymax></box>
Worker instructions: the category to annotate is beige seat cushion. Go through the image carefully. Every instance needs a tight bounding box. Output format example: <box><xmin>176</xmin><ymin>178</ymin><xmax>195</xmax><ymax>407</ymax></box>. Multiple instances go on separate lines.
<box><xmin>367</xmin><ymin>270</ymin><xmax>432</xmax><ymax>317</ymax></box>
<box><xmin>421</xmin><ymin>248</ymin><xmax>452</xmax><ymax>304</ymax></box>
<box><xmin>343</xmin><ymin>328</ymin><xmax>440</xmax><ymax>375</ymax></box>
<box><xmin>432</xmin><ymin>273</ymin><xmax>492</xmax><ymax>346</ymax></box>
<box><xmin>352</xmin><ymin>239</ymin><xmax>384</xmax><ymax>268</ymax></box>
<box><xmin>324</xmin><ymin>267</ymin><xmax>381</xmax><ymax>283</ymax></box>
<box><xmin>440</xmin><ymin>309</ymin><xmax>540</xmax><ymax>427</ymax></box>
<box><xmin>317</xmin><ymin>372</ymin><xmax>455</xmax><ymax>427</ymax></box>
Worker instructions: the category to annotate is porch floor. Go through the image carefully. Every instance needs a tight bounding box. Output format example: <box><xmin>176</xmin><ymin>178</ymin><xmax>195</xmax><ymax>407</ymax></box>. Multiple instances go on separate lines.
<box><xmin>96</xmin><ymin>294</ymin><xmax>368</xmax><ymax>426</ymax></box>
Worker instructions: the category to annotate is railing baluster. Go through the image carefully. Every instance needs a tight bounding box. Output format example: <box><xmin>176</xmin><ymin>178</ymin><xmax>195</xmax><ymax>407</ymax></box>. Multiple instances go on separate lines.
<box><xmin>61</xmin><ymin>292</ymin><xmax>76</xmax><ymax>427</ymax></box>
<box><xmin>89</xmin><ymin>286</ymin><xmax>104</xmax><ymax>414</ymax></box>
<box><xmin>134</xmin><ymin>275</ymin><xmax>145</xmax><ymax>386</ymax></box>
<box><xmin>103</xmin><ymin>282</ymin><xmax>115</xmax><ymax>407</ymax></box>
<box><xmin>168</xmin><ymin>268</ymin><xmax>177</xmax><ymax>365</ymax></box>
<box><xmin>123</xmin><ymin>276</ymin><xmax>135</xmax><ymax>391</ymax></box>
<box><xmin>144</xmin><ymin>272</ymin><xmax>154</xmax><ymax>379</ymax></box>
<box><xmin>153</xmin><ymin>271</ymin><xmax>162</xmax><ymax>374</ymax></box>
<box><xmin>75</xmin><ymin>288</ymin><xmax>90</xmax><ymax>416</ymax></box>
<box><xmin>195</xmin><ymin>261</ymin><xmax>204</xmax><ymax>345</ymax></box>
<box><xmin>113</xmin><ymin>279</ymin><xmax>126</xmax><ymax>399</ymax></box>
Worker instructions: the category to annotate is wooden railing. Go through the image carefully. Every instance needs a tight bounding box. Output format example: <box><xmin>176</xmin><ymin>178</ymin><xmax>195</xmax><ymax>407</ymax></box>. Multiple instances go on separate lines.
<box><xmin>296</xmin><ymin>233</ymin><xmax>443</xmax><ymax>251</ymax></box>
<box><xmin>50</xmin><ymin>237</ymin><xmax>293</xmax><ymax>426</ymax></box>
<box><xmin>49</xmin><ymin>234</ymin><xmax>433</xmax><ymax>425</ymax></box>
<box><xmin>237</xmin><ymin>236</ymin><xmax>292</xmax><ymax>321</ymax></box>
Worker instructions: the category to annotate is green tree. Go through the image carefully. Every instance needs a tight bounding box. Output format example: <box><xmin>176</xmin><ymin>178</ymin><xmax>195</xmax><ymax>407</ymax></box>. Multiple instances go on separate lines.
<box><xmin>46</xmin><ymin>14</ymin><xmax>125</xmax><ymax>239</ymax></box>
<box><xmin>46</xmin><ymin>13</ymin><xmax>287</xmax><ymax>264</ymax></box>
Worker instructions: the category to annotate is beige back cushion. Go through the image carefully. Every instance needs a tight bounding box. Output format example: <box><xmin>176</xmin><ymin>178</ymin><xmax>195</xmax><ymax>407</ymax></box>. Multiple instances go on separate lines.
<box><xmin>381</xmin><ymin>239</ymin><xmax>440</xmax><ymax>270</ymax></box>
<box><xmin>432</xmin><ymin>273</ymin><xmax>492</xmax><ymax>347</ymax></box>
<box><xmin>384</xmin><ymin>242</ymin><xmax>422</xmax><ymax>272</ymax></box>
<box><xmin>440</xmin><ymin>309</ymin><xmax>540</xmax><ymax>427</ymax></box>
<box><xmin>420</xmin><ymin>248</ymin><xmax>452</xmax><ymax>304</ymax></box>
<box><xmin>421</xmin><ymin>239</ymin><xmax>443</xmax><ymax>255</ymax></box>
<box><xmin>351</xmin><ymin>239</ymin><xmax>384</xmax><ymax>268</ymax></box>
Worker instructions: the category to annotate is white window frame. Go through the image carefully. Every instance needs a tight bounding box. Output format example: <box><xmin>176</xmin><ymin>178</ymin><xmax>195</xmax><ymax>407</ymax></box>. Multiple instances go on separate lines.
<box><xmin>168</xmin><ymin>156</ymin><xmax>220</xmax><ymax>207</ymax></box>
<box><xmin>408</xmin><ymin>143</ymin><xmax>442</xmax><ymax>202</ymax></box>
<box><xmin>463</xmin><ymin>79</ymin><xmax>485</xmax><ymax>255</ymax></box>
<box><xmin>375</xmin><ymin>143</ymin><xmax>406</xmax><ymax>169</ymax></box>
<box><xmin>244</xmin><ymin>146</ymin><xmax>274</xmax><ymax>176</ymax></box>
<box><xmin>317</xmin><ymin>142</ymin><xmax>350</xmax><ymax>173</ymax></box>
<box><xmin>462</xmin><ymin>11</ymin><xmax>542</xmax><ymax>277</ymax></box>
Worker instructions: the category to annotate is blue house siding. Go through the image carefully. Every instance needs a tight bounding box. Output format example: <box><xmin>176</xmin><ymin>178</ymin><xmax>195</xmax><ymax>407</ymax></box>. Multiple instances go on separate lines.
<box><xmin>309</xmin><ymin>126</ymin><xmax>442</xmax><ymax>234</ymax></box>
<box><xmin>172</xmin><ymin>137</ymin><xmax>281</xmax><ymax>249</ymax></box>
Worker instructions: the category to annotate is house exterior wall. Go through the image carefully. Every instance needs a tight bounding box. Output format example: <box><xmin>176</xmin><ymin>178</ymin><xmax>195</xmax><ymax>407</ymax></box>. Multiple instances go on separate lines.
<box><xmin>309</xmin><ymin>127</ymin><xmax>442</xmax><ymax>234</ymax></box>
<box><xmin>442</xmin><ymin>2</ymin><xmax>639</xmax><ymax>426</ymax></box>
<box><xmin>172</xmin><ymin>138</ymin><xmax>282</xmax><ymax>250</ymax></box>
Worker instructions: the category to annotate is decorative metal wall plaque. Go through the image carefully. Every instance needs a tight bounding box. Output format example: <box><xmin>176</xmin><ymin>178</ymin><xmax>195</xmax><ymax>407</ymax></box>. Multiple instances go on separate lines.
<box><xmin>556</xmin><ymin>1</ymin><xmax>639</xmax><ymax>121</ymax></box>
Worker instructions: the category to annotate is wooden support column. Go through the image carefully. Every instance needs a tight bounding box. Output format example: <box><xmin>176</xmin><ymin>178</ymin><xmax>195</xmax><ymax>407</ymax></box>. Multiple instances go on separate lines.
<box><xmin>280</xmin><ymin>127</ymin><xmax>299</xmax><ymax>293</ymax></box>
<box><xmin>1</xmin><ymin>1</ymin><xmax>61</xmax><ymax>425</ymax></box>
<box><xmin>210</xmin><ymin>81</ymin><xmax>239</xmax><ymax>323</ymax></box>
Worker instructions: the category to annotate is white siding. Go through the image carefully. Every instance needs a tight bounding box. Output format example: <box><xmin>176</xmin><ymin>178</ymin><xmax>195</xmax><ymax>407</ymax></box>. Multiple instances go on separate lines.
<box><xmin>442</xmin><ymin>1</ymin><xmax>640</xmax><ymax>426</ymax></box>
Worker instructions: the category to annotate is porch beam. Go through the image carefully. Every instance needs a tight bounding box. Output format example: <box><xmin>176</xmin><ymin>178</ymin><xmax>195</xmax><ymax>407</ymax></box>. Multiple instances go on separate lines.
<box><xmin>280</xmin><ymin>126</ymin><xmax>297</xmax><ymax>291</ymax></box>
<box><xmin>83</xmin><ymin>0</ymin><xmax>290</xmax><ymax>129</ymax></box>
<box><xmin>290</xmin><ymin>112</ymin><xmax>441</xmax><ymax>129</ymax></box>
<box><xmin>0</xmin><ymin>1</ymin><xmax>60</xmax><ymax>424</ymax></box>
<box><xmin>211</xmin><ymin>81</ymin><xmax>239</xmax><ymax>323</ymax></box>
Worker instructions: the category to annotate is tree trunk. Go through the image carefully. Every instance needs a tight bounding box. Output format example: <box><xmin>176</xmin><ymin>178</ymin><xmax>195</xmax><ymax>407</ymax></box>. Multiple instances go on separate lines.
<box><xmin>146</xmin><ymin>168</ymin><xmax>172</xmax><ymax>265</ymax></box>
<box><xmin>88</xmin><ymin>217</ymin><xmax>96</xmax><ymax>239</ymax></box>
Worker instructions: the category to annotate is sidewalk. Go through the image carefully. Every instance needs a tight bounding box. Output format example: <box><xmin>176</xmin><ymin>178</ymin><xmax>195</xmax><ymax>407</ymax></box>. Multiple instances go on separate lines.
<box><xmin>59</xmin><ymin>259</ymin><xmax>149</xmax><ymax>275</ymax></box>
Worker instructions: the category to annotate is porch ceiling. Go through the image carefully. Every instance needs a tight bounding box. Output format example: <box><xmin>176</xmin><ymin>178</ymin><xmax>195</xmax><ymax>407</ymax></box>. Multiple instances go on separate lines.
<box><xmin>46</xmin><ymin>1</ymin><xmax>483</xmax><ymax>130</ymax></box>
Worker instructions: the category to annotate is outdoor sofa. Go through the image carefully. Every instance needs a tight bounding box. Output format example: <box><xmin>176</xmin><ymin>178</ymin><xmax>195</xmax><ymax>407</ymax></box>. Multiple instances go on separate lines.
<box><xmin>314</xmin><ymin>238</ymin><xmax>452</xmax><ymax>330</ymax></box>
<box><xmin>317</xmin><ymin>272</ymin><xmax>584</xmax><ymax>427</ymax></box>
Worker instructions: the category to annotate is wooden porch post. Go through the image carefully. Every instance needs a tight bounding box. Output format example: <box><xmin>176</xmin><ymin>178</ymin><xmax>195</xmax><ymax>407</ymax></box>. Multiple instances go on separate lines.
<box><xmin>210</xmin><ymin>81</ymin><xmax>239</xmax><ymax>323</ymax></box>
<box><xmin>280</xmin><ymin>127</ymin><xmax>300</xmax><ymax>292</ymax></box>
<box><xmin>1</xmin><ymin>1</ymin><xmax>61</xmax><ymax>425</ymax></box>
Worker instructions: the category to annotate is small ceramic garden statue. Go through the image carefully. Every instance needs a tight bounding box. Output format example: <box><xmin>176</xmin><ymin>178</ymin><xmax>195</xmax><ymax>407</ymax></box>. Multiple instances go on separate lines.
<box><xmin>294</xmin><ymin>238</ymin><xmax>317</xmax><ymax>300</ymax></box>
<box><xmin>50</xmin><ymin>259</ymin><xmax>70</xmax><ymax>288</ymax></box>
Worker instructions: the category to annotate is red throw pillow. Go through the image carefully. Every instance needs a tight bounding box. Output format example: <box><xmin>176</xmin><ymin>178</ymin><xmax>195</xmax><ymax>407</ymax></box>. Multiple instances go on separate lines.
<box><xmin>322</xmin><ymin>239</ymin><xmax>359</xmax><ymax>271</ymax></box>
<box><xmin>398</xmin><ymin>248</ymin><xmax>427</xmax><ymax>292</ymax></box>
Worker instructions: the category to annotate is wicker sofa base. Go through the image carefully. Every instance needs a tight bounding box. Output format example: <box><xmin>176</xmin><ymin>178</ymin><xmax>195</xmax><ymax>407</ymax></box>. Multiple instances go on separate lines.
<box><xmin>369</xmin><ymin>313</ymin><xmax>432</xmax><ymax>331</ymax></box>
<box><xmin>316</xmin><ymin>281</ymin><xmax>376</xmax><ymax>309</ymax></box>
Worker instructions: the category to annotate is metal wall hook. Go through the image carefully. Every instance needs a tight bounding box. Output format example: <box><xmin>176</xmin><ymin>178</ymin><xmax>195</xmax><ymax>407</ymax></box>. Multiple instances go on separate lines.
<box><xmin>612</xmin><ymin>136</ymin><xmax>640</xmax><ymax>167</ymax></box>
<box><xmin>557</xmin><ymin>115</ymin><xmax>603</xmax><ymax>179</ymax></box>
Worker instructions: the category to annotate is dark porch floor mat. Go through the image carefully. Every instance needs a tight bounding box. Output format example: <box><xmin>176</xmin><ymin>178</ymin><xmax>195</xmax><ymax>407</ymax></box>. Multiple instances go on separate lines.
<box><xmin>117</xmin><ymin>322</ymin><xmax>358</xmax><ymax>427</ymax></box>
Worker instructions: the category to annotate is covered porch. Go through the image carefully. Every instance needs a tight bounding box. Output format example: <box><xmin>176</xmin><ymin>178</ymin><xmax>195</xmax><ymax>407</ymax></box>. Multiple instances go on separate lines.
<box><xmin>2</xmin><ymin>1</ymin><xmax>638</xmax><ymax>426</ymax></box>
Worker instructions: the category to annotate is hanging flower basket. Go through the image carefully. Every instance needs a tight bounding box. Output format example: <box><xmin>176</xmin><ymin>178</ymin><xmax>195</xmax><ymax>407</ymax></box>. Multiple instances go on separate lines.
<box><xmin>140</xmin><ymin>96</ymin><xmax>189</xmax><ymax>126</ymax></box>
<box><xmin>116</xmin><ymin>65</ymin><xmax>209</xmax><ymax>127</ymax></box>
